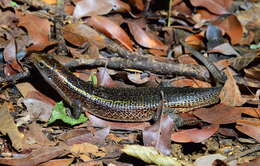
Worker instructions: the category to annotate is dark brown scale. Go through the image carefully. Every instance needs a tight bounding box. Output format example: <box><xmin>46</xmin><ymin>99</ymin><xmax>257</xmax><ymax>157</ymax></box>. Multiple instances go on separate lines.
<box><xmin>31</xmin><ymin>54</ymin><xmax>223</xmax><ymax>122</ymax></box>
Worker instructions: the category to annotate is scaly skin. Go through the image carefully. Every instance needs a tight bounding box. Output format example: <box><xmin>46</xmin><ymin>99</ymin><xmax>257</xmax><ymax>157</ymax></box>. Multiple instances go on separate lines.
<box><xmin>31</xmin><ymin>54</ymin><xmax>222</xmax><ymax>122</ymax></box>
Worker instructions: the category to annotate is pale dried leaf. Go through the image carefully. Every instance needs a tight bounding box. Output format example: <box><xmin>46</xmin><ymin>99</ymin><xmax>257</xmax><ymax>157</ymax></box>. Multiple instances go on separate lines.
<box><xmin>122</xmin><ymin>145</ymin><xmax>182</xmax><ymax>166</ymax></box>
<box><xmin>0</xmin><ymin>102</ymin><xmax>25</xmax><ymax>151</ymax></box>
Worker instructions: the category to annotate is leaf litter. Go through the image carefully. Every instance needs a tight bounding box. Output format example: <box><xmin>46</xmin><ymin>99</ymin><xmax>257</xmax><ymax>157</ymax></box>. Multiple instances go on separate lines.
<box><xmin>0</xmin><ymin>0</ymin><xmax>259</xmax><ymax>165</ymax></box>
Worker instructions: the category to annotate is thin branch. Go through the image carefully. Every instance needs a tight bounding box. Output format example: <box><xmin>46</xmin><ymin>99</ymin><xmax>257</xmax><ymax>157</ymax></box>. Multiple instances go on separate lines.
<box><xmin>65</xmin><ymin>56</ymin><xmax>211</xmax><ymax>81</ymax></box>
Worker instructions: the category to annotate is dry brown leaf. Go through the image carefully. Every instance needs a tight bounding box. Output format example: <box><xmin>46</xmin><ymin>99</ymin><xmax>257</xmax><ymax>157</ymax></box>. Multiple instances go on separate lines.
<box><xmin>128</xmin><ymin>21</ymin><xmax>167</xmax><ymax>50</ymax></box>
<box><xmin>41</xmin><ymin>0</ymin><xmax>56</xmax><ymax>5</ymax></box>
<box><xmin>24</xmin><ymin>122</ymin><xmax>54</xmax><ymax>146</ymax></box>
<box><xmin>0</xmin><ymin>10</ymin><xmax>18</xmax><ymax>26</ymax></box>
<box><xmin>220</xmin><ymin>68</ymin><xmax>247</xmax><ymax>106</ymax></box>
<box><xmin>63</xmin><ymin>23</ymin><xmax>106</xmax><ymax>48</ymax></box>
<box><xmin>218</xmin><ymin>128</ymin><xmax>238</xmax><ymax>137</ymax></box>
<box><xmin>208</xmin><ymin>43</ymin><xmax>240</xmax><ymax>56</ymax></box>
<box><xmin>185</xmin><ymin>34</ymin><xmax>205</xmax><ymax>49</ymax></box>
<box><xmin>64</xmin><ymin>127</ymin><xmax>110</xmax><ymax>146</ymax></box>
<box><xmin>148</xmin><ymin>49</ymin><xmax>167</xmax><ymax>57</ymax></box>
<box><xmin>193</xmin><ymin>104</ymin><xmax>242</xmax><ymax>124</ymax></box>
<box><xmin>171</xmin><ymin>78</ymin><xmax>211</xmax><ymax>88</ymax></box>
<box><xmin>244</xmin><ymin>66</ymin><xmax>260</xmax><ymax>81</ymax></box>
<box><xmin>39</xmin><ymin>158</ymin><xmax>74</xmax><ymax>166</ymax></box>
<box><xmin>190</xmin><ymin>0</ymin><xmax>232</xmax><ymax>15</ymax></box>
<box><xmin>97</xmin><ymin>67</ymin><xmax>118</xmax><ymax>87</ymax></box>
<box><xmin>127</xmin><ymin>73</ymin><xmax>150</xmax><ymax>84</ymax></box>
<box><xmin>236</xmin><ymin>118</ymin><xmax>260</xmax><ymax>141</ymax></box>
<box><xmin>195</xmin><ymin>9</ymin><xmax>218</xmax><ymax>22</ymax></box>
<box><xmin>73</xmin><ymin>0</ymin><xmax>130</xmax><ymax>18</ymax></box>
<box><xmin>241</xmin><ymin>108</ymin><xmax>260</xmax><ymax>118</ymax></box>
<box><xmin>70</xmin><ymin>142</ymin><xmax>106</xmax><ymax>159</ymax></box>
<box><xmin>172</xmin><ymin>0</ymin><xmax>192</xmax><ymax>16</ymax></box>
<box><xmin>129</xmin><ymin>0</ymin><xmax>145</xmax><ymax>11</ymax></box>
<box><xmin>70</xmin><ymin>142</ymin><xmax>99</xmax><ymax>154</ymax></box>
<box><xmin>87</xmin><ymin>15</ymin><xmax>133</xmax><ymax>51</ymax></box>
<box><xmin>230</xmin><ymin>53</ymin><xmax>257</xmax><ymax>71</ymax></box>
<box><xmin>3</xmin><ymin>38</ymin><xmax>23</xmax><ymax>72</ymax></box>
<box><xmin>16</xmin><ymin>11</ymin><xmax>55</xmax><ymax>51</ymax></box>
<box><xmin>86</xmin><ymin>113</ymin><xmax>150</xmax><ymax>130</ymax></box>
<box><xmin>73</xmin><ymin>0</ymin><xmax>113</xmax><ymax>18</ymax></box>
<box><xmin>178</xmin><ymin>55</ymin><xmax>198</xmax><ymax>65</ymax></box>
<box><xmin>143</xmin><ymin>115</ymin><xmax>174</xmax><ymax>155</ymax></box>
<box><xmin>0</xmin><ymin>145</ymin><xmax>69</xmax><ymax>166</ymax></box>
<box><xmin>236</xmin><ymin>2</ymin><xmax>260</xmax><ymax>33</ymax></box>
<box><xmin>0</xmin><ymin>102</ymin><xmax>25</xmax><ymax>151</ymax></box>
<box><xmin>213</xmin><ymin>15</ymin><xmax>243</xmax><ymax>45</ymax></box>
<box><xmin>16</xmin><ymin>82</ymin><xmax>55</xmax><ymax>122</ymax></box>
<box><xmin>171</xmin><ymin>125</ymin><xmax>219</xmax><ymax>143</ymax></box>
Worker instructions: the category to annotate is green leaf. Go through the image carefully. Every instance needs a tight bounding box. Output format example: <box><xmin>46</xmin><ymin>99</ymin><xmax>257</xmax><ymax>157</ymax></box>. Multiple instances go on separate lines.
<box><xmin>88</xmin><ymin>74</ymin><xmax>97</xmax><ymax>86</ymax></box>
<box><xmin>250</xmin><ymin>43</ymin><xmax>260</xmax><ymax>49</ymax></box>
<box><xmin>122</xmin><ymin>145</ymin><xmax>182</xmax><ymax>166</ymax></box>
<box><xmin>48</xmin><ymin>101</ymin><xmax>87</xmax><ymax>125</ymax></box>
<box><xmin>10</xmin><ymin>1</ymin><xmax>17</xmax><ymax>6</ymax></box>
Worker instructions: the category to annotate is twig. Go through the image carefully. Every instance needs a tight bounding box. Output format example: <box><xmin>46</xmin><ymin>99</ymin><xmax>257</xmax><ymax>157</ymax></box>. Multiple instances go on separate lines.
<box><xmin>65</xmin><ymin>56</ymin><xmax>211</xmax><ymax>81</ymax></box>
<box><xmin>0</xmin><ymin>67</ymin><xmax>30</xmax><ymax>86</ymax></box>
<box><xmin>167</xmin><ymin>0</ymin><xmax>173</xmax><ymax>27</ymax></box>
<box><xmin>226</xmin><ymin>144</ymin><xmax>260</xmax><ymax>162</ymax></box>
<box><xmin>53</xmin><ymin>0</ymin><xmax>68</xmax><ymax>55</ymax></box>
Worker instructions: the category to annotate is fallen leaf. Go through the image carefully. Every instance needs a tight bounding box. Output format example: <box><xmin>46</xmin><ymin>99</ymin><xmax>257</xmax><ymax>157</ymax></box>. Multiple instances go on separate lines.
<box><xmin>48</xmin><ymin>102</ymin><xmax>87</xmax><ymax>126</ymax></box>
<box><xmin>195</xmin><ymin>9</ymin><xmax>218</xmax><ymax>22</ymax></box>
<box><xmin>39</xmin><ymin>158</ymin><xmax>74</xmax><ymax>166</ymax></box>
<box><xmin>70</xmin><ymin>142</ymin><xmax>105</xmax><ymax>161</ymax></box>
<box><xmin>236</xmin><ymin>118</ymin><xmax>260</xmax><ymax>141</ymax></box>
<box><xmin>172</xmin><ymin>0</ymin><xmax>192</xmax><ymax>16</ymax></box>
<box><xmin>87</xmin><ymin>15</ymin><xmax>133</xmax><ymax>51</ymax></box>
<box><xmin>42</xmin><ymin>0</ymin><xmax>56</xmax><ymax>4</ymax></box>
<box><xmin>16</xmin><ymin>82</ymin><xmax>55</xmax><ymax>122</ymax></box>
<box><xmin>213</xmin><ymin>15</ymin><xmax>243</xmax><ymax>45</ymax></box>
<box><xmin>218</xmin><ymin>128</ymin><xmax>238</xmax><ymax>137</ymax></box>
<box><xmin>63</xmin><ymin>23</ymin><xmax>106</xmax><ymax>48</ymax></box>
<box><xmin>127</xmin><ymin>73</ymin><xmax>150</xmax><ymax>84</ymax></box>
<box><xmin>24</xmin><ymin>122</ymin><xmax>54</xmax><ymax>146</ymax></box>
<box><xmin>208</xmin><ymin>43</ymin><xmax>240</xmax><ymax>56</ymax></box>
<box><xmin>190</xmin><ymin>0</ymin><xmax>232</xmax><ymax>15</ymax></box>
<box><xmin>178</xmin><ymin>54</ymin><xmax>198</xmax><ymax>65</ymax></box>
<box><xmin>70</xmin><ymin>142</ymin><xmax>99</xmax><ymax>154</ymax></box>
<box><xmin>63</xmin><ymin>127</ymin><xmax>110</xmax><ymax>146</ymax></box>
<box><xmin>0</xmin><ymin>102</ymin><xmax>25</xmax><ymax>151</ymax></box>
<box><xmin>241</xmin><ymin>107</ymin><xmax>260</xmax><ymax>118</ymax></box>
<box><xmin>129</xmin><ymin>0</ymin><xmax>145</xmax><ymax>11</ymax></box>
<box><xmin>194</xmin><ymin>154</ymin><xmax>227</xmax><ymax>166</ymax></box>
<box><xmin>86</xmin><ymin>113</ymin><xmax>150</xmax><ymax>131</ymax></box>
<box><xmin>171</xmin><ymin>78</ymin><xmax>211</xmax><ymax>88</ymax></box>
<box><xmin>143</xmin><ymin>114</ymin><xmax>174</xmax><ymax>155</ymax></box>
<box><xmin>73</xmin><ymin>0</ymin><xmax>130</xmax><ymax>18</ymax></box>
<box><xmin>122</xmin><ymin>145</ymin><xmax>182</xmax><ymax>166</ymax></box>
<box><xmin>193</xmin><ymin>104</ymin><xmax>242</xmax><ymax>124</ymax></box>
<box><xmin>73</xmin><ymin>0</ymin><xmax>113</xmax><ymax>18</ymax></box>
<box><xmin>3</xmin><ymin>38</ymin><xmax>23</xmax><ymax>72</ymax></box>
<box><xmin>16</xmin><ymin>11</ymin><xmax>55</xmax><ymax>51</ymax></box>
<box><xmin>0</xmin><ymin>145</ymin><xmax>69</xmax><ymax>166</ymax></box>
<box><xmin>185</xmin><ymin>34</ymin><xmax>205</xmax><ymax>49</ymax></box>
<box><xmin>236</xmin><ymin>2</ymin><xmax>260</xmax><ymax>34</ymax></box>
<box><xmin>171</xmin><ymin>125</ymin><xmax>219</xmax><ymax>143</ymax></box>
<box><xmin>220</xmin><ymin>68</ymin><xmax>247</xmax><ymax>106</ymax></box>
<box><xmin>230</xmin><ymin>53</ymin><xmax>257</xmax><ymax>71</ymax></box>
<box><xmin>97</xmin><ymin>67</ymin><xmax>117</xmax><ymax>87</ymax></box>
<box><xmin>244</xmin><ymin>66</ymin><xmax>260</xmax><ymax>81</ymax></box>
<box><xmin>127</xmin><ymin>21</ymin><xmax>167</xmax><ymax>50</ymax></box>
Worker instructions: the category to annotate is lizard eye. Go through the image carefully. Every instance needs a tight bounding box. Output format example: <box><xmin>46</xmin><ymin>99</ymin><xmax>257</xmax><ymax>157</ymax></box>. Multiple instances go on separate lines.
<box><xmin>38</xmin><ymin>61</ymin><xmax>45</xmax><ymax>68</ymax></box>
